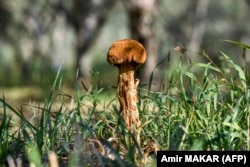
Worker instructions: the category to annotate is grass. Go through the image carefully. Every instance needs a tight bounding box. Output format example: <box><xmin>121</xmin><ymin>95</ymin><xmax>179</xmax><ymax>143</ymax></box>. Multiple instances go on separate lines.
<box><xmin>0</xmin><ymin>42</ymin><xmax>250</xmax><ymax>166</ymax></box>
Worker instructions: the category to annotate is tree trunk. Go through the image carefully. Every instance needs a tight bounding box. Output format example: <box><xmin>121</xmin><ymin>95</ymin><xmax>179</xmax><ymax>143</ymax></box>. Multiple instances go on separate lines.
<box><xmin>122</xmin><ymin>0</ymin><xmax>159</xmax><ymax>86</ymax></box>
<box><xmin>246</xmin><ymin>0</ymin><xmax>250</xmax><ymax>7</ymax></box>
<box><xmin>70</xmin><ymin>0</ymin><xmax>116</xmax><ymax>78</ymax></box>
<box><xmin>188</xmin><ymin>0</ymin><xmax>211</xmax><ymax>54</ymax></box>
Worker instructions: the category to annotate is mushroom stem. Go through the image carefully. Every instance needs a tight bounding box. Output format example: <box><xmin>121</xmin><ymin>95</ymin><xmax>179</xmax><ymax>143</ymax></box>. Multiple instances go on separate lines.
<box><xmin>118</xmin><ymin>64</ymin><xmax>141</xmax><ymax>129</ymax></box>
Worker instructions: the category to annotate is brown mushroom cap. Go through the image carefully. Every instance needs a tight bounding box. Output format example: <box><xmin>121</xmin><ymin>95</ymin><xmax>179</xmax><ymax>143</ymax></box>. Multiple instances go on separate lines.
<box><xmin>107</xmin><ymin>39</ymin><xmax>146</xmax><ymax>66</ymax></box>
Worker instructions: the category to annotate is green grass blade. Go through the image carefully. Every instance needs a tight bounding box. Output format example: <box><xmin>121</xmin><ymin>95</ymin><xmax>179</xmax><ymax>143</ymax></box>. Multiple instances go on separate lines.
<box><xmin>221</xmin><ymin>39</ymin><xmax>250</xmax><ymax>49</ymax></box>
<box><xmin>219</xmin><ymin>51</ymin><xmax>246</xmax><ymax>91</ymax></box>
<box><xmin>148</xmin><ymin>51</ymin><xmax>170</xmax><ymax>91</ymax></box>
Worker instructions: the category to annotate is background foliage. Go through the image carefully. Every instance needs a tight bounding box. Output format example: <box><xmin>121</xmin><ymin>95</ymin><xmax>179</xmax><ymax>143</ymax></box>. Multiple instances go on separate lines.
<box><xmin>0</xmin><ymin>0</ymin><xmax>250</xmax><ymax>90</ymax></box>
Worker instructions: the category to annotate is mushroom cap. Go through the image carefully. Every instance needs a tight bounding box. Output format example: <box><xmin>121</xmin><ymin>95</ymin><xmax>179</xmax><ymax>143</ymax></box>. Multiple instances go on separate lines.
<box><xmin>107</xmin><ymin>39</ymin><xmax>146</xmax><ymax>66</ymax></box>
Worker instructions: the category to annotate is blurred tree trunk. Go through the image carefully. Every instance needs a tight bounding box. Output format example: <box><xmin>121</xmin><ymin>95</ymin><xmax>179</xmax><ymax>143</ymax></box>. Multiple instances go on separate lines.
<box><xmin>70</xmin><ymin>0</ymin><xmax>116</xmax><ymax>78</ymax></box>
<box><xmin>246</xmin><ymin>0</ymin><xmax>250</xmax><ymax>7</ymax></box>
<box><xmin>122</xmin><ymin>0</ymin><xmax>159</xmax><ymax>86</ymax></box>
<box><xmin>72</xmin><ymin>0</ymin><xmax>116</xmax><ymax>78</ymax></box>
<box><xmin>0</xmin><ymin>1</ymin><xmax>32</xmax><ymax>85</ymax></box>
<box><xmin>188</xmin><ymin>0</ymin><xmax>211</xmax><ymax>58</ymax></box>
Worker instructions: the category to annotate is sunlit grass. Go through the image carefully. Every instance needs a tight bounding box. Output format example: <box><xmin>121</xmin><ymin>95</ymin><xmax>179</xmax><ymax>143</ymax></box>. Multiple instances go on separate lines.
<box><xmin>0</xmin><ymin>42</ymin><xmax>250</xmax><ymax>166</ymax></box>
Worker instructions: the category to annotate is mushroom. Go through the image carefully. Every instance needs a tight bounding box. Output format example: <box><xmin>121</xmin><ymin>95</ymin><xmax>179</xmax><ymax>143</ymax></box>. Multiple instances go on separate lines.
<box><xmin>107</xmin><ymin>39</ymin><xmax>146</xmax><ymax>130</ymax></box>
